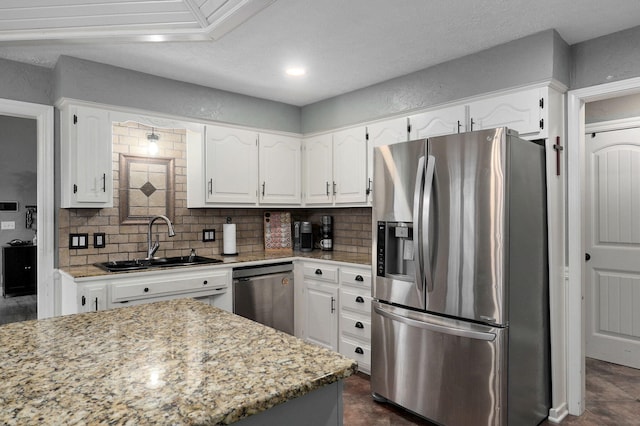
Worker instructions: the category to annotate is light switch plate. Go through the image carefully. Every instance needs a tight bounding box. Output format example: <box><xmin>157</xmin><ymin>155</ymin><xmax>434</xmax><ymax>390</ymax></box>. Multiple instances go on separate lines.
<box><xmin>202</xmin><ymin>229</ymin><xmax>216</xmax><ymax>242</ymax></box>
<box><xmin>69</xmin><ymin>233</ymin><xmax>89</xmax><ymax>249</ymax></box>
<box><xmin>1</xmin><ymin>221</ymin><xmax>15</xmax><ymax>230</ymax></box>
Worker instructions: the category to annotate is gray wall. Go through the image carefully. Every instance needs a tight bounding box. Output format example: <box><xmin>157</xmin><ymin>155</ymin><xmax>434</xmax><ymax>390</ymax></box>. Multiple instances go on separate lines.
<box><xmin>571</xmin><ymin>25</ymin><xmax>640</xmax><ymax>90</ymax></box>
<box><xmin>0</xmin><ymin>58</ymin><xmax>52</xmax><ymax>106</ymax></box>
<box><xmin>301</xmin><ymin>30</ymin><xmax>570</xmax><ymax>134</ymax></box>
<box><xmin>586</xmin><ymin>92</ymin><xmax>640</xmax><ymax>124</ymax></box>
<box><xmin>0</xmin><ymin>115</ymin><xmax>37</xmax><ymax>283</ymax></box>
<box><xmin>52</xmin><ymin>56</ymin><xmax>301</xmax><ymax>133</ymax></box>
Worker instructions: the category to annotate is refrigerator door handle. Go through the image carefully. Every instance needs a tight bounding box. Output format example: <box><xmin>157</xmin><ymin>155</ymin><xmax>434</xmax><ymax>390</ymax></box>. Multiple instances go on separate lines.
<box><xmin>422</xmin><ymin>155</ymin><xmax>436</xmax><ymax>292</ymax></box>
<box><xmin>373</xmin><ymin>304</ymin><xmax>496</xmax><ymax>341</ymax></box>
<box><xmin>412</xmin><ymin>155</ymin><xmax>426</xmax><ymax>294</ymax></box>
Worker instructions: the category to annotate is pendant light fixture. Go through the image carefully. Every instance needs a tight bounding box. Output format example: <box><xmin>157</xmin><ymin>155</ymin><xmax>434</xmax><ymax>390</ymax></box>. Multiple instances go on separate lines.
<box><xmin>147</xmin><ymin>128</ymin><xmax>159</xmax><ymax>155</ymax></box>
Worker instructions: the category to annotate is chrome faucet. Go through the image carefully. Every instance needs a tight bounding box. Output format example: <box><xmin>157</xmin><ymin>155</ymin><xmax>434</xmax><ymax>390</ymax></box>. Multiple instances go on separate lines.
<box><xmin>147</xmin><ymin>215</ymin><xmax>175</xmax><ymax>259</ymax></box>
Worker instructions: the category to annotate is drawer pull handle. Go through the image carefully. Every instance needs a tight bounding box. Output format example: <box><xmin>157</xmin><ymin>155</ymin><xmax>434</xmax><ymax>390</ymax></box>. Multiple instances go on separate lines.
<box><xmin>355</xmin><ymin>321</ymin><xmax>364</xmax><ymax>329</ymax></box>
<box><xmin>203</xmin><ymin>280</ymin><xmax>208</xmax><ymax>285</ymax></box>
<box><xmin>355</xmin><ymin>347</ymin><xmax>364</xmax><ymax>355</ymax></box>
<box><xmin>355</xmin><ymin>296</ymin><xmax>365</xmax><ymax>303</ymax></box>
<box><xmin>355</xmin><ymin>275</ymin><xmax>364</xmax><ymax>282</ymax></box>
<box><xmin>143</xmin><ymin>287</ymin><xmax>149</xmax><ymax>293</ymax></box>
<box><xmin>315</xmin><ymin>269</ymin><xmax>322</xmax><ymax>275</ymax></box>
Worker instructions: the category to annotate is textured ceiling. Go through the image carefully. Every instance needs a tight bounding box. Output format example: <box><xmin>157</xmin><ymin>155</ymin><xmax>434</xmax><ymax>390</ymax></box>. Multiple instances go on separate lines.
<box><xmin>1</xmin><ymin>0</ymin><xmax>640</xmax><ymax>106</ymax></box>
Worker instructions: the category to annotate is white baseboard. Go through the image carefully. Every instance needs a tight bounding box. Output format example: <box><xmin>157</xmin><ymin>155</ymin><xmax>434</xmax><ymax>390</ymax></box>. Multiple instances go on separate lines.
<box><xmin>548</xmin><ymin>403</ymin><xmax>569</xmax><ymax>423</ymax></box>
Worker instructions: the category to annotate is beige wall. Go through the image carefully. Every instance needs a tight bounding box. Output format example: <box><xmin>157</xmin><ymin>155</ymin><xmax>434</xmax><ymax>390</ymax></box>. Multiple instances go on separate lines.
<box><xmin>58</xmin><ymin>122</ymin><xmax>371</xmax><ymax>267</ymax></box>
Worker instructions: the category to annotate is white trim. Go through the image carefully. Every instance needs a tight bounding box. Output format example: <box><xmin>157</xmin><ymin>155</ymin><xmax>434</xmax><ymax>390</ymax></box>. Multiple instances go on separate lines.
<box><xmin>584</xmin><ymin>116</ymin><xmax>640</xmax><ymax>133</ymax></box>
<box><xmin>547</xmin><ymin>402</ymin><xmax>569</xmax><ymax>424</ymax></box>
<box><xmin>566</xmin><ymin>75</ymin><xmax>640</xmax><ymax>416</ymax></box>
<box><xmin>0</xmin><ymin>99</ymin><xmax>55</xmax><ymax>319</ymax></box>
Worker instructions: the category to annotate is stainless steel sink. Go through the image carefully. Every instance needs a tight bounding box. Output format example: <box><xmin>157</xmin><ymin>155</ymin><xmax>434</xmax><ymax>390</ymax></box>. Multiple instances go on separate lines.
<box><xmin>94</xmin><ymin>255</ymin><xmax>223</xmax><ymax>272</ymax></box>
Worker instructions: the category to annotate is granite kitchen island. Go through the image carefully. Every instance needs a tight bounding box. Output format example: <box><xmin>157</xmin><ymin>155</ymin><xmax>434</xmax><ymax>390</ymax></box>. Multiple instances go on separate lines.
<box><xmin>0</xmin><ymin>299</ymin><xmax>357</xmax><ymax>425</ymax></box>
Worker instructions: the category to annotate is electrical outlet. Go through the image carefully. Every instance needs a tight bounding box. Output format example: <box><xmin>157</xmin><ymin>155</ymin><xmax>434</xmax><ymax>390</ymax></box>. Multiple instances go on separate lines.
<box><xmin>94</xmin><ymin>233</ymin><xmax>106</xmax><ymax>248</ymax></box>
<box><xmin>202</xmin><ymin>229</ymin><xmax>216</xmax><ymax>242</ymax></box>
<box><xmin>1</xmin><ymin>221</ymin><xmax>15</xmax><ymax>230</ymax></box>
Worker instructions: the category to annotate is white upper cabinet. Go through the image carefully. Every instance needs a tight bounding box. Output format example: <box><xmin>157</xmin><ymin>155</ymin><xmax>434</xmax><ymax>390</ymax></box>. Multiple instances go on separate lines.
<box><xmin>366</xmin><ymin>118</ymin><xmax>408</xmax><ymax>204</ymax></box>
<box><xmin>333</xmin><ymin>127</ymin><xmax>368</xmax><ymax>204</ymax></box>
<box><xmin>303</xmin><ymin>134</ymin><xmax>334</xmax><ymax>205</ymax></box>
<box><xmin>409</xmin><ymin>104</ymin><xmax>466</xmax><ymax>139</ymax></box>
<box><xmin>259</xmin><ymin>133</ymin><xmax>301</xmax><ymax>204</ymax></box>
<box><xmin>60</xmin><ymin>104</ymin><xmax>113</xmax><ymax>208</ymax></box>
<box><xmin>204</xmin><ymin>125</ymin><xmax>258</xmax><ymax>204</ymax></box>
<box><xmin>468</xmin><ymin>87</ymin><xmax>545</xmax><ymax>137</ymax></box>
<box><xmin>303</xmin><ymin>127</ymin><xmax>368</xmax><ymax>206</ymax></box>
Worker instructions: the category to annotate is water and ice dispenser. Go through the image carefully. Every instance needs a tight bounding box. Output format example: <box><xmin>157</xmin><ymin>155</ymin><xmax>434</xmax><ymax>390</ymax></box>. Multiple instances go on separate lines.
<box><xmin>376</xmin><ymin>221</ymin><xmax>415</xmax><ymax>280</ymax></box>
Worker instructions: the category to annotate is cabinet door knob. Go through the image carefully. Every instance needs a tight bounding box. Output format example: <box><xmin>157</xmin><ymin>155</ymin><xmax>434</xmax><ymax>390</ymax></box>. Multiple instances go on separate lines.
<box><xmin>355</xmin><ymin>321</ymin><xmax>364</xmax><ymax>329</ymax></box>
<box><xmin>355</xmin><ymin>275</ymin><xmax>363</xmax><ymax>282</ymax></box>
<box><xmin>355</xmin><ymin>296</ymin><xmax>365</xmax><ymax>303</ymax></box>
<box><xmin>203</xmin><ymin>280</ymin><xmax>208</xmax><ymax>285</ymax></box>
<box><xmin>143</xmin><ymin>287</ymin><xmax>149</xmax><ymax>293</ymax></box>
<box><xmin>355</xmin><ymin>347</ymin><xmax>364</xmax><ymax>355</ymax></box>
<box><xmin>315</xmin><ymin>269</ymin><xmax>322</xmax><ymax>275</ymax></box>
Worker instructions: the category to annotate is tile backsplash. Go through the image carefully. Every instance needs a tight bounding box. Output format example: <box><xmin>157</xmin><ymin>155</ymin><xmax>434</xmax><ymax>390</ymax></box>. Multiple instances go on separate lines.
<box><xmin>58</xmin><ymin>122</ymin><xmax>371</xmax><ymax>268</ymax></box>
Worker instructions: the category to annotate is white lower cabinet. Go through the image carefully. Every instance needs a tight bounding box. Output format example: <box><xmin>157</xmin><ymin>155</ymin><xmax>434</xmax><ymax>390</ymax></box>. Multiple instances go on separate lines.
<box><xmin>60</xmin><ymin>267</ymin><xmax>232</xmax><ymax>315</ymax></box>
<box><xmin>305</xmin><ymin>281</ymin><xmax>339</xmax><ymax>350</ymax></box>
<box><xmin>338</xmin><ymin>266</ymin><xmax>372</xmax><ymax>374</ymax></box>
<box><xmin>302</xmin><ymin>262</ymin><xmax>339</xmax><ymax>351</ymax></box>
<box><xmin>299</xmin><ymin>261</ymin><xmax>372</xmax><ymax>373</ymax></box>
<box><xmin>78</xmin><ymin>282</ymin><xmax>108</xmax><ymax>313</ymax></box>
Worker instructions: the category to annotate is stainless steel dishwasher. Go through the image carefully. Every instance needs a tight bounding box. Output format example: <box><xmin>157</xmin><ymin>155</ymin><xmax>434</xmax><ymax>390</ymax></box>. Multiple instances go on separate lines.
<box><xmin>232</xmin><ymin>262</ymin><xmax>294</xmax><ymax>335</ymax></box>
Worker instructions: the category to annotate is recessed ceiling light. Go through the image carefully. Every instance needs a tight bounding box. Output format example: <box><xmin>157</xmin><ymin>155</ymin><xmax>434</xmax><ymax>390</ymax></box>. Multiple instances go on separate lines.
<box><xmin>286</xmin><ymin>68</ymin><xmax>306</xmax><ymax>76</ymax></box>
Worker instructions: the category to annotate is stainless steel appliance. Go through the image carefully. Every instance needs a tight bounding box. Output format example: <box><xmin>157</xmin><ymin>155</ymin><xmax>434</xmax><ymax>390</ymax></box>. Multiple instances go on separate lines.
<box><xmin>371</xmin><ymin>128</ymin><xmax>550</xmax><ymax>426</ymax></box>
<box><xmin>300</xmin><ymin>221</ymin><xmax>313</xmax><ymax>252</ymax></box>
<box><xmin>320</xmin><ymin>215</ymin><xmax>333</xmax><ymax>251</ymax></box>
<box><xmin>293</xmin><ymin>221</ymin><xmax>302</xmax><ymax>250</ymax></box>
<box><xmin>233</xmin><ymin>262</ymin><xmax>294</xmax><ymax>335</ymax></box>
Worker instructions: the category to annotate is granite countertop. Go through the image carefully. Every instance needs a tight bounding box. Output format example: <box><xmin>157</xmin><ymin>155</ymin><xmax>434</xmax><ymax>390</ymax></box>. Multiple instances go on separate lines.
<box><xmin>60</xmin><ymin>250</ymin><xmax>372</xmax><ymax>279</ymax></box>
<box><xmin>0</xmin><ymin>299</ymin><xmax>357</xmax><ymax>425</ymax></box>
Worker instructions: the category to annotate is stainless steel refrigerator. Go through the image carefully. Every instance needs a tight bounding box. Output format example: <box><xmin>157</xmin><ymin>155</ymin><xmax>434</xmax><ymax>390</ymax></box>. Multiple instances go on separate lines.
<box><xmin>371</xmin><ymin>127</ymin><xmax>550</xmax><ymax>426</ymax></box>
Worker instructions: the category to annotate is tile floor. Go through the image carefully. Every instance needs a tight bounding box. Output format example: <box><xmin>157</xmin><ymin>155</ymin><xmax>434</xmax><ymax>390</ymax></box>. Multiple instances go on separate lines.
<box><xmin>0</xmin><ymin>292</ymin><xmax>37</xmax><ymax>325</ymax></box>
<box><xmin>343</xmin><ymin>358</ymin><xmax>640</xmax><ymax>425</ymax></box>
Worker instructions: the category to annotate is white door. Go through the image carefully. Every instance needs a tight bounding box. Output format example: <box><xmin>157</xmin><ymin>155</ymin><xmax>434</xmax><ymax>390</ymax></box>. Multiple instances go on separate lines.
<box><xmin>585</xmin><ymin>127</ymin><xmax>640</xmax><ymax>369</ymax></box>
<box><xmin>303</xmin><ymin>134</ymin><xmax>333</xmax><ymax>205</ymax></box>
<box><xmin>333</xmin><ymin>127</ymin><xmax>367</xmax><ymax>204</ymax></box>
<box><xmin>259</xmin><ymin>134</ymin><xmax>301</xmax><ymax>204</ymax></box>
<box><xmin>468</xmin><ymin>88</ymin><xmax>543</xmax><ymax>137</ymax></box>
<box><xmin>408</xmin><ymin>104</ymin><xmax>466</xmax><ymax>139</ymax></box>
<box><xmin>305</xmin><ymin>281</ymin><xmax>338</xmax><ymax>351</ymax></box>
<box><xmin>204</xmin><ymin>125</ymin><xmax>258</xmax><ymax>204</ymax></box>
<box><xmin>73</xmin><ymin>106</ymin><xmax>112</xmax><ymax>205</ymax></box>
<box><xmin>367</xmin><ymin>118</ymin><xmax>407</xmax><ymax>204</ymax></box>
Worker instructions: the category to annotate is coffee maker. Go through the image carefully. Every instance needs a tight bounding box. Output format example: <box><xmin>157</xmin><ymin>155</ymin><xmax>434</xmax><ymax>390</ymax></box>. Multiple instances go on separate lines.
<box><xmin>300</xmin><ymin>221</ymin><xmax>313</xmax><ymax>252</ymax></box>
<box><xmin>320</xmin><ymin>215</ymin><xmax>333</xmax><ymax>251</ymax></box>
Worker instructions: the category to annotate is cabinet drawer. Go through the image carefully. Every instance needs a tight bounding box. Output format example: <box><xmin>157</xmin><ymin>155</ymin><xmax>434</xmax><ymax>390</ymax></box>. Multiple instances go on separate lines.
<box><xmin>340</xmin><ymin>312</ymin><xmax>371</xmax><ymax>342</ymax></box>
<box><xmin>340</xmin><ymin>268</ymin><xmax>371</xmax><ymax>289</ymax></box>
<box><xmin>340</xmin><ymin>287</ymin><xmax>371</xmax><ymax>315</ymax></box>
<box><xmin>303</xmin><ymin>263</ymin><xmax>338</xmax><ymax>283</ymax></box>
<box><xmin>340</xmin><ymin>338</ymin><xmax>371</xmax><ymax>372</ymax></box>
<box><xmin>111</xmin><ymin>272</ymin><xmax>228</xmax><ymax>302</ymax></box>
